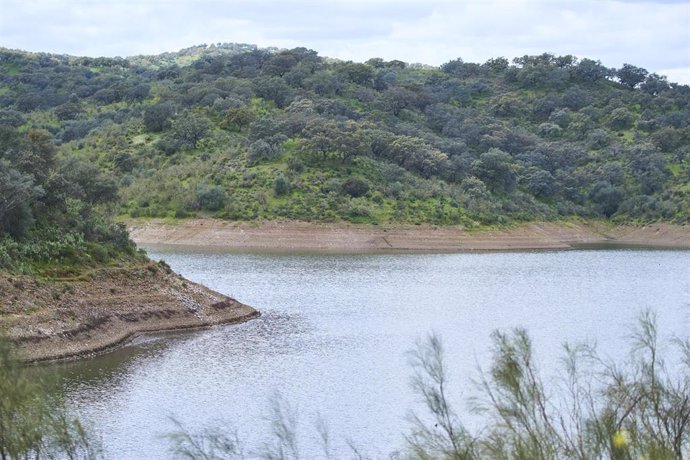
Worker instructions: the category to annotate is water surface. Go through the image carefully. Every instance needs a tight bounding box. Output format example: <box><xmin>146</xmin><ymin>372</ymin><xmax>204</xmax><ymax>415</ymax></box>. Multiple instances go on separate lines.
<box><xmin>50</xmin><ymin>248</ymin><xmax>690</xmax><ymax>458</ymax></box>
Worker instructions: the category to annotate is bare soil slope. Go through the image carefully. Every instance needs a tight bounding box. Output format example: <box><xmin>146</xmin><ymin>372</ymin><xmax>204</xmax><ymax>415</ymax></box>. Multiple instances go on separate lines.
<box><xmin>0</xmin><ymin>262</ymin><xmax>258</xmax><ymax>363</ymax></box>
<box><xmin>128</xmin><ymin>219</ymin><xmax>690</xmax><ymax>251</ymax></box>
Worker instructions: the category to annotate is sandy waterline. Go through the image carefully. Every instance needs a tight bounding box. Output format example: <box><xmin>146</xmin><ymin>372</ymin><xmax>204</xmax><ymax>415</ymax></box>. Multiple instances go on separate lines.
<box><xmin>129</xmin><ymin>219</ymin><xmax>690</xmax><ymax>252</ymax></box>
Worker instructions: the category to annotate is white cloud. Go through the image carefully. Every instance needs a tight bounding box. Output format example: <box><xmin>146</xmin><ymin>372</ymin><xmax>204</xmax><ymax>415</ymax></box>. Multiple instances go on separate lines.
<box><xmin>658</xmin><ymin>67</ymin><xmax>690</xmax><ymax>85</ymax></box>
<box><xmin>1</xmin><ymin>0</ymin><xmax>688</xmax><ymax>84</ymax></box>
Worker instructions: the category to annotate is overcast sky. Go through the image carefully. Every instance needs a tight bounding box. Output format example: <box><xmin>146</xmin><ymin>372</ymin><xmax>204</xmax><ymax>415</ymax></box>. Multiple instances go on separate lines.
<box><xmin>2</xmin><ymin>0</ymin><xmax>689</xmax><ymax>83</ymax></box>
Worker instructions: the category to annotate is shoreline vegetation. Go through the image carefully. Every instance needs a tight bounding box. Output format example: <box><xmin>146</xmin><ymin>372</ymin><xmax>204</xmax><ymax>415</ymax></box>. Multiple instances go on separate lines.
<box><xmin>1</xmin><ymin>261</ymin><xmax>258</xmax><ymax>364</ymax></box>
<box><xmin>129</xmin><ymin>218</ymin><xmax>690</xmax><ymax>251</ymax></box>
<box><xmin>168</xmin><ymin>312</ymin><xmax>690</xmax><ymax>459</ymax></box>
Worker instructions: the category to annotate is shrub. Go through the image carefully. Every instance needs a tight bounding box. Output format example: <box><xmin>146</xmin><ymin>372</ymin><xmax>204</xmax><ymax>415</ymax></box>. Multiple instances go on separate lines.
<box><xmin>286</xmin><ymin>156</ymin><xmax>304</xmax><ymax>173</ymax></box>
<box><xmin>247</xmin><ymin>135</ymin><xmax>287</xmax><ymax>164</ymax></box>
<box><xmin>273</xmin><ymin>174</ymin><xmax>290</xmax><ymax>196</ymax></box>
<box><xmin>405</xmin><ymin>310</ymin><xmax>690</xmax><ymax>459</ymax></box>
<box><xmin>168</xmin><ymin>311</ymin><xmax>690</xmax><ymax>459</ymax></box>
<box><xmin>196</xmin><ymin>184</ymin><xmax>227</xmax><ymax>212</ymax></box>
<box><xmin>341</xmin><ymin>177</ymin><xmax>370</xmax><ymax>197</ymax></box>
<box><xmin>609</xmin><ymin>107</ymin><xmax>636</xmax><ymax>130</ymax></box>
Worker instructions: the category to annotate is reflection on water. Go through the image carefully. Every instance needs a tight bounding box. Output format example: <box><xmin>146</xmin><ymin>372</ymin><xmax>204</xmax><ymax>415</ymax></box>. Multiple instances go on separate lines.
<box><xmin>44</xmin><ymin>248</ymin><xmax>690</xmax><ymax>458</ymax></box>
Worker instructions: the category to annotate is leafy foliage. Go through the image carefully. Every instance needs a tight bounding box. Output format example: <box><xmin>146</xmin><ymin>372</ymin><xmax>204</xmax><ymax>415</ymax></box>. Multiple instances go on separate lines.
<box><xmin>1</xmin><ymin>45</ymin><xmax>688</xmax><ymax>226</ymax></box>
<box><xmin>405</xmin><ymin>311</ymin><xmax>690</xmax><ymax>459</ymax></box>
<box><xmin>0</xmin><ymin>124</ymin><xmax>139</xmax><ymax>273</ymax></box>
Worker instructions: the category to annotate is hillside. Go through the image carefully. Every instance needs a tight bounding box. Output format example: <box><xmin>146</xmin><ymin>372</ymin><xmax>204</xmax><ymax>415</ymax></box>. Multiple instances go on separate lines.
<box><xmin>0</xmin><ymin>45</ymin><xmax>689</xmax><ymax>359</ymax></box>
<box><xmin>1</xmin><ymin>44</ymin><xmax>688</xmax><ymax>228</ymax></box>
<box><xmin>0</xmin><ymin>76</ymin><xmax>258</xmax><ymax>362</ymax></box>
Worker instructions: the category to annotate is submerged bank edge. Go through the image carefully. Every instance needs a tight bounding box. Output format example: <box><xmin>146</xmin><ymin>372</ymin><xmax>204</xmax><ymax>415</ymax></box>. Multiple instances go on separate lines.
<box><xmin>20</xmin><ymin>309</ymin><xmax>261</xmax><ymax>364</ymax></box>
<box><xmin>17</xmin><ymin>306</ymin><xmax>260</xmax><ymax>365</ymax></box>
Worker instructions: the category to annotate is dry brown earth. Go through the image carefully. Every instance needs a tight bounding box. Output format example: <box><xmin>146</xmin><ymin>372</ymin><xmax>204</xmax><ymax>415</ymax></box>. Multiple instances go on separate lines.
<box><xmin>129</xmin><ymin>219</ymin><xmax>690</xmax><ymax>251</ymax></box>
<box><xmin>0</xmin><ymin>261</ymin><xmax>258</xmax><ymax>363</ymax></box>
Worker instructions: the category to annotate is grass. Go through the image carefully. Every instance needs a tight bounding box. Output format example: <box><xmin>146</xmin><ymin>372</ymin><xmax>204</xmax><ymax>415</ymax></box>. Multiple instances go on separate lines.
<box><xmin>4</xmin><ymin>62</ymin><xmax>21</xmax><ymax>76</ymax></box>
<box><xmin>131</xmin><ymin>133</ymin><xmax>149</xmax><ymax>145</ymax></box>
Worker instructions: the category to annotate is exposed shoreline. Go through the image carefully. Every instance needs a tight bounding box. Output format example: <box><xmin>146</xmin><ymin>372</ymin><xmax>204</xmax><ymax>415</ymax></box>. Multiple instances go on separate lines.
<box><xmin>128</xmin><ymin>219</ymin><xmax>690</xmax><ymax>252</ymax></box>
<box><xmin>1</xmin><ymin>262</ymin><xmax>259</xmax><ymax>364</ymax></box>
<box><xmin>9</xmin><ymin>219</ymin><xmax>686</xmax><ymax>363</ymax></box>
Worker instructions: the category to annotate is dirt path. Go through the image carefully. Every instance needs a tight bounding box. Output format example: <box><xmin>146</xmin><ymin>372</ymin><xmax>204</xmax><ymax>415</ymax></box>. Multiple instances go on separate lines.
<box><xmin>128</xmin><ymin>219</ymin><xmax>690</xmax><ymax>251</ymax></box>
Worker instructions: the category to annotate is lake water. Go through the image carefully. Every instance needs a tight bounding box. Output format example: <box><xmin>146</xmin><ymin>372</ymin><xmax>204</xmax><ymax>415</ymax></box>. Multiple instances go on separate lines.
<box><xmin>48</xmin><ymin>248</ymin><xmax>690</xmax><ymax>458</ymax></box>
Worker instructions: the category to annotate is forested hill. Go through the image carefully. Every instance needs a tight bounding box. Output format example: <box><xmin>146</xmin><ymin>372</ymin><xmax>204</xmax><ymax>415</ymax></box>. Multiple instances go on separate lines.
<box><xmin>1</xmin><ymin>44</ymin><xmax>689</xmax><ymax>235</ymax></box>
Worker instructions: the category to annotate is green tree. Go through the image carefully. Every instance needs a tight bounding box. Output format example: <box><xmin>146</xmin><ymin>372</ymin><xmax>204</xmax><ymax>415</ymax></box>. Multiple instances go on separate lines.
<box><xmin>380</xmin><ymin>87</ymin><xmax>418</xmax><ymax>116</ymax></box>
<box><xmin>590</xmin><ymin>181</ymin><xmax>625</xmax><ymax>217</ymax></box>
<box><xmin>273</xmin><ymin>174</ymin><xmax>290</xmax><ymax>196</ymax></box>
<box><xmin>14</xmin><ymin>129</ymin><xmax>56</xmax><ymax>183</ymax></box>
<box><xmin>303</xmin><ymin>71</ymin><xmax>341</xmax><ymax>96</ymax></box>
<box><xmin>609</xmin><ymin>107</ymin><xmax>635</xmax><ymax>130</ymax></box>
<box><xmin>54</xmin><ymin>101</ymin><xmax>84</xmax><ymax>121</ymax></box>
<box><xmin>331</xmin><ymin>122</ymin><xmax>369</xmax><ymax>163</ymax></box>
<box><xmin>261</xmin><ymin>52</ymin><xmax>298</xmax><ymax>77</ymax></box>
<box><xmin>640</xmin><ymin>73</ymin><xmax>670</xmax><ymax>96</ymax></box>
<box><xmin>59</xmin><ymin>157</ymin><xmax>118</xmax><ymax>204</ymax></box>
<box><xmin>572</xmin><ymin>58</ymin><xmax>611</xmax><ymax>83</ymax></box>
<box><xmin>483</xmin><ymin>57</ymin><xmax>509</xmax><ymax>72</ymax></box>
<box><xmin>0</xmin><ymin>163</ymin><xmax>43</xmax><ymax>238</ymax></box>
<box><xmin>339</xmin><ymin>62</ymin><xmax>374</xmax><ymax>86</ymax></box>
<box><xmin>521</xmin><ymin>167</ymin><xmax>556</xmax><ymax>198</ymax></box>
<box><xmin>196</xmin><ymin>184</ymin><xmax>227</xmax><ymax>212</ymax></box>
<box><xmin>171</xmin><ymin>114</ymin><xmax>210</xmax><ymax>149</ymax></box>
<box><xmin>247</xmin><ymin>134</ymin><xmax>287</xmax><ymax>164</ymax></box>
<box><xmin>341</xmin><ymin>177</ymin><xmax>370</xmax><ymax>198</ymax></box>
<box><xmin>491</xmin><ymin>94</ymin><xmax>528</xmax><ymax>118</ymax></box>
<box><xmin>628</xmin><ymin>144</ymin><xmax>666</xmax><ymax>195</ymax></box>
<box><xmin>253</xmin><ymin>77</ymin><xmax>293</xmax><ymax>108</ymax></box>
<box><xmin>617</xmin><ymin>64</ymin><xmax>649</xmax><ymax>89</ymax></box>
<box><xmin>222</xmin><ymin>106</ymin><xmax>255</xmax><ymax>131</ymax></box>
<box><xmin>389</xmin><ymin>136</ymin><xmax>450</xmax><ymax>178</ymax></box>
<box><xmin>144</xmin><ymin>102</ymin><xmax>175</xmax><ymax>132</ymax></box>
<box><xmin>471</xmin><ymin>149</ymin><xmax>517</xmax><ymax>194</ymax></box>
<box><xmin>301</xmin><ymin>119</ymin><xmax>340</xmax><ymax>160</ymax></box>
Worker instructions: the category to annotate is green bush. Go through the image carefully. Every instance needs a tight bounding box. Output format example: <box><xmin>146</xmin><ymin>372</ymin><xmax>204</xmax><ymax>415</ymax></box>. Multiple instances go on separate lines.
<box><xmin>196</xmin><ymin>184</ymin><xmax>228</xmax><ymax>212</ymax></box>
<box><xmin>273</xmin><ymin>174</ymin><xmax>290</xmax><ymax>196</ymax></box>
<box><xmin>342</xmin><ymin>177</ymin><xmax>370</xmax><ymax>197</ymax></box>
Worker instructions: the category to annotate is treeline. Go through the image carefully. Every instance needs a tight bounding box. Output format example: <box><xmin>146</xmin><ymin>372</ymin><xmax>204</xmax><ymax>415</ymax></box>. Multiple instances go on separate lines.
<box><xmin>1</xmin><ymin>44</ymin><xmax>689</xmax><ymax>227</ymax></box>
